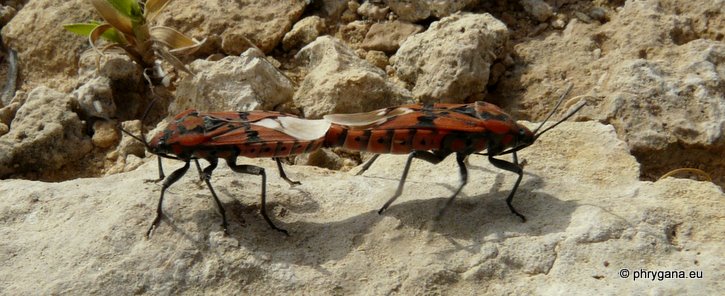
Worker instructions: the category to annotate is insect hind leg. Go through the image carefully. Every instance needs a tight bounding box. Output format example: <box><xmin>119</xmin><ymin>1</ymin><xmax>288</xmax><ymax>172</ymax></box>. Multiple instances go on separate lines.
<box><xmin>356</xmin><ymin>154</ymin><xmax>380</xmax><ymax>176</ymax></box>
<box><xmin>436</xmin><ymin>152</ymin><xmax>468</xmax><ymax>219</ymax></box>
<box><xmin>226</xmin><ymin>158</ymin><xmax>289</xmax><ymax>236</ymax></box>
<box><xmin>274</xmin><ymin>158</ymin><xmax>301</xmax><ymax>186</ymax></box>
<box><xmin>487</xmin><ymin>152</ymin><xmax>527</xmax><ymax>222</ymax></box>
<box><xmin>378</xmin><ymin>150</ymin><xmax>448</xmax><ymax>214</ymax></box>
<box><xmin>199</xmin><ymin>158</ymin><xmax>229</xmax><ymax>234</ymax></box>
<box><xmin>147</xmin><ymin>160</ymin><xmax>191</xmax><ymax>238</ymax></box>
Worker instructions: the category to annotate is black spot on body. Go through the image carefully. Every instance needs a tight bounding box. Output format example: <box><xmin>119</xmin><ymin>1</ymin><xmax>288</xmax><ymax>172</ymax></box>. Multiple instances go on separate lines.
<box><xmin>246</xmin><ymin>130</ymin><xmax>261</xmax><ymax>143</ymax></box>
<box><xmin>416</xmin><ymin>115</ymin><xmax>437</xmax><ymax>128</ymax></box>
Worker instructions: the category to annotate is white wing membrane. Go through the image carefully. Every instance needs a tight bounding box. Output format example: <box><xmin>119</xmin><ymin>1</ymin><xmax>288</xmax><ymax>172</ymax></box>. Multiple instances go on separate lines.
<box><xmin>324</xmin><ymin>107</ymin><xmax>414</xmax><ymax>128</ymax></box>
<box><xmin>251</xmin><ymin>117</ymin><xmax>331</xmax><ymax>141</ymax></box>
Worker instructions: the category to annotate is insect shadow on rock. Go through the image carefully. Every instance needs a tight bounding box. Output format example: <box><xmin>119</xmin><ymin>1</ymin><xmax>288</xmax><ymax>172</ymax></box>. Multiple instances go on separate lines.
<box><xmin>323</xmin><ymin>84</ymin><xmax>586</xmax><ymax>221</ymax></box>
<box><xmin>120</xmin><ymin>107</ymin><xmax>331</xmax><ymax>238</ymax></box>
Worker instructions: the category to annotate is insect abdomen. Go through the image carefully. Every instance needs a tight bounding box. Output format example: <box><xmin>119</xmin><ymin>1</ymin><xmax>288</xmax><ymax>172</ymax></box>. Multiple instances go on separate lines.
<box><xmin>325</xmin><ymin>125</ymin><xmax>488</xmax><ymax>154</ymax></box>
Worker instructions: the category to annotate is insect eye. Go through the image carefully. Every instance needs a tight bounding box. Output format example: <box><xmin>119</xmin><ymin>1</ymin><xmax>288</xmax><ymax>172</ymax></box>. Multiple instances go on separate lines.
<box><xmin>519</xmin><ymin>128</ymin><xmax>525</xmax><ymax>136</ymax></box>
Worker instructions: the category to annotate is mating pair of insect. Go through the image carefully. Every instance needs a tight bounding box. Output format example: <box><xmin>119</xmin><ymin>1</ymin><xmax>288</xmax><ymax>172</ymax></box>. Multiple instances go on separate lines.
<box><xmin>127</xmin><ymin>85</ymin><xmax>584</xmax><ymax>237</ymax></box>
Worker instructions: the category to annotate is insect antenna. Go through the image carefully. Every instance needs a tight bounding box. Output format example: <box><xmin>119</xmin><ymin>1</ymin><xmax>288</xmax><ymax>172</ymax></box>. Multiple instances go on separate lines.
<box><xmin>531</xmin><ymin>84</ymin><xmax>573</xmax><ymax>137</ymax></box>
<box><xmin>117</xmin><ymin>70</ymin><xmax>162</xmax><ymax>152</ymax></box>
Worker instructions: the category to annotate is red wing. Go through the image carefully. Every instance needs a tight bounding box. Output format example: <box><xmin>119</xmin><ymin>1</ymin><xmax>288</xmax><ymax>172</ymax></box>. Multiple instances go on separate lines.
<box><xmin>333</xmin><ymin>107</ymin><xmax>487</xmax><ymax>133</ymax></box>
<box><xmin>202</xmin><ymin>124</ymin><xmax>302</xmax><ymax>146</ymax></box>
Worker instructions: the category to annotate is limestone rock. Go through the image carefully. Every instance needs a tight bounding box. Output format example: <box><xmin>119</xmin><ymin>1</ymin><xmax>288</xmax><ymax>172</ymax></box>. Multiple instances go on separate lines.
<box><xmin>91</xmin><ymin>119</ymin><xmax>119</xmax><ymax>149</ymax></box>
<box><xmin>0</xmin><ymin>121</ymin><xmax>722</xmax><ymax>294</ymax></box>
<box><xmin>293</xmin><ymin>36</ymin><xmax>411</xmax><ymax>118</ymax></box>
<box><xmin>387</xmin><ymin>0</ymin><xmax>477</xmax><ymax>22</ymax></box>
<box><xmin>154</xmin><ymin>0</ymin><xmax>306</xmax><ymax>54</ymax></box>
<box><xmin>282</xmin><ymin>16</ymin><xmax>326</xmax><ymax>51</ymax></box>
<box><xmin>593</xmin><ymin>41</ymin><xmax>725</xmax><ymax>151</ymax></box>
<box><xmin>521</xmin><ymin>0</ymin><xmax>553</xmax><ymax>22</ymax></box>
<box><xmin>0</xmin><ymin>87</ymin><xmax>92</xmax><ymax>177</ymax></box>
<box><xmin>1</xmin><ymin>0</ymin><xmax>95</xmax><ymax>91</ymax></box>
<box><xmin>71</xmin><ymin>76</ymin><xmax>116</xmax><ymax>119</ymax></box>
<box><xmin>172</xmin><ymin>48</ymin><xmax>294</xmax><ymax>113</ymax></box>
<box><xmin>360</xmin><ymin>21</ymin><xmax>423</xmax><ymax>53</ymax></box>
<box><xmin>357</xmin><ymin>1</ymin><xmax>390</xmax><ymax>21</ymax></box>
<box><xmin>392</xmin><ymin>13</ymin><xmax>509</xmax><ymax>103</ymax></box>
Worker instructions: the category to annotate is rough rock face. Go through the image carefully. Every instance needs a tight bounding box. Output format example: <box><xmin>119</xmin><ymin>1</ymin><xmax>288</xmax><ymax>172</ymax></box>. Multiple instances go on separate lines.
<box><xmin>282</xmin><ymin>16</ymin><xmax>326</xmax><ymax>51</ymax></box>
<box><xmin>392</xmin><ymin>13</ymin><xmax>509</xmax><ymax>103</ymax></box>
<box><xmin>172</xmin><ymin>48</ymin><xmax>294</xmax><ymax>113</ymax></box>
<box><xmin>0</xmin><ymin>121</ymin><xmax>722</xmax><ymax>294</ymax></box>
<box><xmin>0</xmin><ymin>87</ymin><xmax>92</xmax><ymax>177</ymax></box>
<box><xmin>293</xmin><ymin>36</ymin><xmax>411</xmax><ymax>118</ymax></box>
<box><xmin>154</xmin><ymin>0</ymin><xmax>306</xmax><ymax>54</ymax></box>
<box><xmin>505</xmin><ymin>0</ymin><xmax>725</xmax><ymax>186</ymax></box>
<box><xmin>1</xmin><ymin>0</ymin><xmax>95</xmax><ymax>91</ymax></box>
<box><xmin>387</xmin><ymin>0</ymin><xmax>478</xmax><ymax>22</ymax></box>
<box><xmin>360</xmin><ymin>21</ymin><xmax>423</xmax><ymax>53</ymax></box>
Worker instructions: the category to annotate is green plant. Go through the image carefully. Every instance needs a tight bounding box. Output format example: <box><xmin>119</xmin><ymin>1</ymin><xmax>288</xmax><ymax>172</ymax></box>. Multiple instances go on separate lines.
<box><xmin>64</xmin><ymin>0</ymin><xmax>203</xmax><ymax>73</ymax></box>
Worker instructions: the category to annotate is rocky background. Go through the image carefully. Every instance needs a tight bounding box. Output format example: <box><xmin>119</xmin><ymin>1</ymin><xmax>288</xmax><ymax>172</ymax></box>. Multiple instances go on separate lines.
<box><xmin>0</xmin><ymin>0</ymin><xmax>723</xmax><ymax>294</ymax></box>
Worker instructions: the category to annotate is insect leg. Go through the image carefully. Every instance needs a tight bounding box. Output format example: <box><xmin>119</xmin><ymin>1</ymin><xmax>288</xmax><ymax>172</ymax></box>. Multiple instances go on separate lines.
<box><xmin>226</xmin><ymin>158</ymin><xmax>289</xmax><ymax>236</ymax></box>
<box><xmin>436</xmin><ymin>152</ymin><xmax>468</xmax><ymax>219</ymax></box>
<box><xmin>356</xmin><ymin>154</ymin><xmax>380</xmax><ymax>176</ymax></box>
<box><xmin>194</xmin><ymin>159</ymin><xmax>204</xmax><ymax>181</ymax></box>
<box><xmin>378</xmin><ymin>151</ymin><xmax>447</xmax><ymax>214</ymax></box>
<box><xmin>274</xmin><ymin>158</ymin><xmax>301</xmax><ymax>186</ymax></box>
<box><xmin>147</xmin><ymin>160</ymin><xmax>191</xmax><ymax>238</ymax></box>
<box><xmin>488</xmin><ymin>152</ymin><xmax>527</xmax><ymax>222</ymax></box>
<box><xmin>199</xmin><ymin>158</ymin><xmax>229</xmax><ymax>234</ymax></box>
<box><xmin>156</xmin><ymin>156</ymin><xmax>165</xmax><ymax>181</ymax></box>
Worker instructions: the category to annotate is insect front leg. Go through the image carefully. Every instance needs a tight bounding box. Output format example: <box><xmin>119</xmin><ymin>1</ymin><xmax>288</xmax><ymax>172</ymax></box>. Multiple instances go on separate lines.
<box><xmin>378</xmin><ymin>150</ymin><xmax>448</xmax><ymax>214</ymax></box>
<box><xmin>143</xmin><ymin>156</ymin><xmax>166</xmax><ymax>184</ymax></box>
<box><xmin>488</xmin><ymin>152</ymin><xmax>527</xmax><ymax>222</ymax></box>
<box><xmin>436</xmin><ymin>152</ymin><xmax>468</xmax><ymax>219</ymax></box>
<box><xmin>274</xmin><ymin>158</ymin><xmax>301</xmax><ymax>186</ymax></box>
<box><xmin>147</xmin><ymin>160</ymin><xmax>191</xmax><ymax>238</ymax></box>
<box><xmin>356</xmin><ymin>154</ymin><xmax>380</xmax><ymax>176</ymax></box>
<box><xmin>199</xmin><ymin>158</ymin><xmax>229</xmax><ymax>234</ymax></box>
<box><xmin>226</xmin><ymin>158</ymin><xmax>289</xmax><ymax>236</ymax></box>
<box><xmin>194</xmin><ymin>159</ymin><xmax>204</xmax><ymax>182</ymax></box>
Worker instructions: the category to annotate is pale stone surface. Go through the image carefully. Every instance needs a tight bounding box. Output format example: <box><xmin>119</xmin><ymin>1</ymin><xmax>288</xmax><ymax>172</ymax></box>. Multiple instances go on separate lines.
<box><xmin>72</xmin><ymin>76</ymin><xmax>116</xmax><ymax>119</ymax></box>
<box><xmin>172</xmin><ymin>48</ymin><xmax>294</xmax><ymax>113</ymax></box>
<box><xmin>357</xmin><ymin>1</ymin><xmax>389</xmax><ymax>21</ymax></box>
<box><xmin>293</xmin><ymin>36</ymin><xmax>411</xmax><ymax>118</ymax></box>
<box><xmin>521</xmin><ymin>0</ymin><xmax>553</xmax><ymax>22</ymax></box>
<box><xmin>387</xmin><ymin>0</ymin><xmax>477</xmax><ymax>22</ymax></box>
<box><xmin>91</xmin><ymin>119</ymin><xmax>119</xmax><ymax>149</ymax></box>
<box><xmin>1</xmin><ymin>0</ymin><xmax>95</xmax><ymax>91</ymax></box>
<box><xmin>282</xmin><ymin>16</ymin><xmax>326</xmax><ymax>51</ymax></box>
<box><xmin>360</xmin><ymin>21</ymin><xmax>423</xmax><ymax>53</ymax></box>
<box><xmin>505</xmin><ymin>0</ymin><xmax>725</xmax><ymax>186</ymax></box>
<box><xmin>0</xmin><ymin>87</ymin><xmax>91</xmax><ymax>177</ymax></box>
<box><xmin>392</xmin><ymin>13</ymin><xmax>509</xmax><ymax>103</ymax></box>
<box><xmin>0</xmin><ymin>121</ymin><xmax>722</xmax><ymax>294</ymax></box>
<box><xmin>154</xmin><ymin>0</ymin><xmax>306</xmax><ymax>54</ymax></box>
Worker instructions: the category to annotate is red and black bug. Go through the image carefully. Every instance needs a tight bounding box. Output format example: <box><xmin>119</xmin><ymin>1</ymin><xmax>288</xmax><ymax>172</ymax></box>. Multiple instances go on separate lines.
<box><xmin>123</xmin><ymin>109</ymin><xmax>330</xmax><ymax>237</ymax></box>
<box><xmin>323</xmin><ymin>85</ymin><xmax>584</xmax><ymax>220</ymax></box>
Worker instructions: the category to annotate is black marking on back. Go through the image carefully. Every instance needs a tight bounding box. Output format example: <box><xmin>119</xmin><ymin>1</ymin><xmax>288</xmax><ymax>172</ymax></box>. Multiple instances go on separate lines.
<box><xmin>405</xmin><ymin>128</ymin><xmax>417</xmax><ymax>147</ymax></box>
<box><xmin>336</xmin><ymin>128</ymin><xmax>348</xmax><ymax>147</ymax></box>
<box><xmin>246</xmin><ymin>130</ymin><xmax>261</xmax><ymax>143</ymax></box>
<box><xmin>452</xmin><ymin>105</ymin><xmax>477</xmax><ymax>118</ymax></box>
<box><xmin>274</xmin><ymin>141</ymin><xmax>285</xmax><ymax>157</ymax></box>
<box><xmin>360</xmin><ymin>130</ymin><xmax>372</xmax><ymax>152</ymax></box>
<box><xmin>416</xmin><ymin>115</ymin><xmax>437</xmax><ymax>128</ymax></box>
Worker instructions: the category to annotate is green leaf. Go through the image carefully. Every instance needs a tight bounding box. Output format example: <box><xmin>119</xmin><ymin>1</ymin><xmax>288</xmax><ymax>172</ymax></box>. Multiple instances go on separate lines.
<box><xmin>64</xmin><ymin>22</ymin><xmax>125</xmax><ymax>43</ymax></box>
<box><xmin>90</xmin><ymin>0</ymin><xmax>135</xmax><ymax>35</ymax></box>
<box><xmin>64</xmin><ymin>23</ymin><xmax>101</xmax><ymax>37</ymax></box>
<box><xmin>105</xmin><ymin>0</ymin><xmax>143</xmax><ymax>19</ymax></box>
